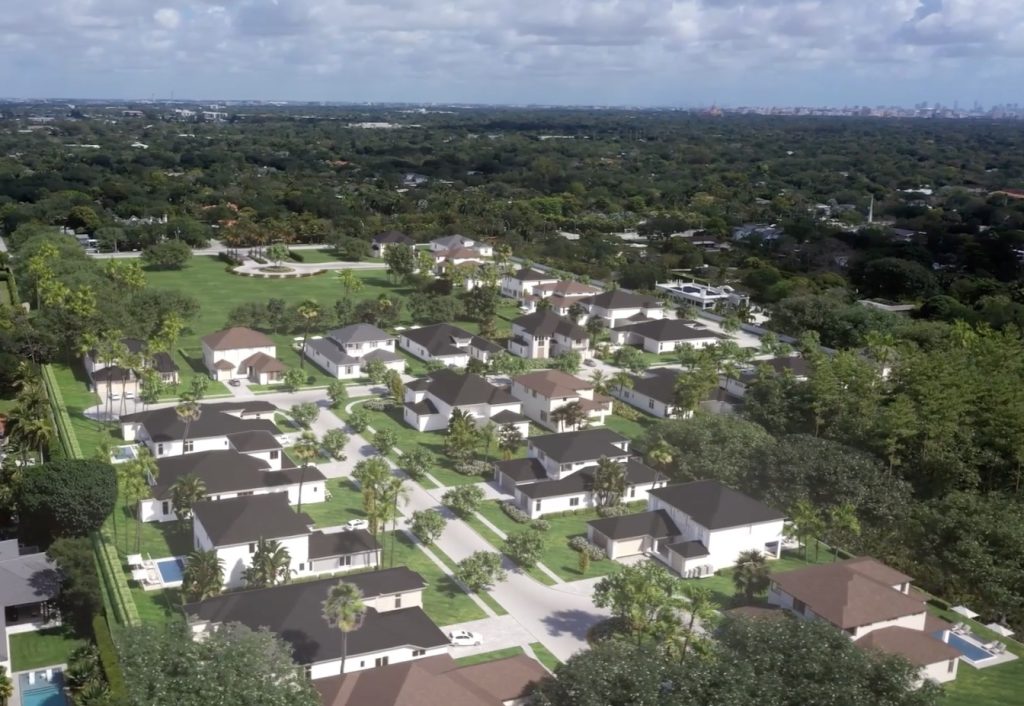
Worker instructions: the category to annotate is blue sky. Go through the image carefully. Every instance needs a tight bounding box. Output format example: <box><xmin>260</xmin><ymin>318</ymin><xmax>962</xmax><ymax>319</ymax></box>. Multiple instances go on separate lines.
<box><xmin>0</xmin><ymin>0</ymin><xmax>1019</xmax><ymax>107</ymax></box>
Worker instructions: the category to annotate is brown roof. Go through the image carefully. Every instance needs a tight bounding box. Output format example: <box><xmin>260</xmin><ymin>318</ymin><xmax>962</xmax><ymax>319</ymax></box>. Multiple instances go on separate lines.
<box><xmin>855</xmin><ymin>627</ymin><xmax>960</xmax><ymax>666</ymax></box>
<box><xmin>841</xmin><ymin>557</ymin><xmax>912</xmax><ymax>587</ymax></box>
<box><xmin>202</xmin><ymin>326</ymin><xmax>275</xmax><ymax>351</ymax></box>
<box><xmin>514</xmin><ymin>370</ymin><xmax>592</xmax><ymax>398</ymax></box>
<box><xmin>213</xmin><ymin>359</ymin><xmax>235</xmax><ymax>370</ymax></box>
<box><xmin>315</xmin><ymin>654</ymin><xmax>546</xmax><ymax>706</ymax></box>
<box><xmin>533</xmin><ymin>281</ymin><xmax>601</xmax><ymax>297</ymax></box>
<box><xmin>239</xmin><ymin>351</ymin><xmax>285</xmax><ymax>373</ymax></box>
<box><xmin>771</xmin><ymin>559</ymin><xmax>925</xmax><ymax>630</ymax></box>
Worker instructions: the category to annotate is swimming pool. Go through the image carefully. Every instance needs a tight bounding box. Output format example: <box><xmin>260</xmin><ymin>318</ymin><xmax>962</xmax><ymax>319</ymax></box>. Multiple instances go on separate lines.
<box><xmin>157</xmin><ymin>557</ymin><xmax>185</xmax><ymax>583</ymax></box>
<box><xmin>942</xmin><ymin>632</ymin><xmax>995</xmax><ymax>662</ymax></box>
<box><xmin>18</xmin><ymin>669</ymin><xmax>68</xmax><ymax>706</ymax></box>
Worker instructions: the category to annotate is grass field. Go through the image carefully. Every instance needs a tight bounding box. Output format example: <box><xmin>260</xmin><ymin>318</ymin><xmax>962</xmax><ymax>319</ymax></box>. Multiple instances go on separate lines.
<box><xmin>9</xmin><ymin>627</ymin><xmax>88</xmax><ymax>671</ymax></box>
<box><xmin>474</xmin><ymin>499</ymin><xmax>647</xmax><ymax>582</ymax></box>
<box><xmin>455</xmin><ymin>646</ymin><xmax>525</xmax><ymax>666</ymax></box>
<box><xmin>603</xmin><ymin>413</ymin><xmax>656</xmax><ymax>447</ymax></box>
<box><xmin>300</xmin><ymin>477</ymin><xmax>367</xmax><ymax>528</ymax></box>
<box><xmin>529</xmin><ymin>642</ymin><xmax>561</xmax><ymax>672</ymax></box>
<box><xmin>132</xmin><ymin>587</ymin><xmax>184</xmax><ymax>626</ymax></box>
<box><xmin>928</xmin><ymin>606</ymin><xmax>1024</xmax><ymax>706</ymax></box>
<box><xmin>387</xmin><ymin>531</ymin><xmax>487</xmax><ymax>625</ymax></box>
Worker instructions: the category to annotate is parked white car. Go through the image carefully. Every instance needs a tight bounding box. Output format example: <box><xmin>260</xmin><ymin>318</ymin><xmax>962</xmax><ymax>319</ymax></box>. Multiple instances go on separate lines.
<box><xmin>344</xmin><ymin>519</ymin><xmax>369</xmax><ymax>531</ymax></box>
<box><xmin>448</xmin><ymin>630</ymin><xmax>482</xmax><ymax>647</ymax></box>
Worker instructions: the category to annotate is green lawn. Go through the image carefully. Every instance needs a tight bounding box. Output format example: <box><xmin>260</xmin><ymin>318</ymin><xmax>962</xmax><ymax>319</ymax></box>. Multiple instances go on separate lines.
<box><xmin>603</xmin><ymin>413</ymin><xmax>656</xmax><ymax>447</ymax></box>
<box><xmin>455</xmin><ymin>646</ymin><xmax>525</xmax><ymax>666</ymax></box>
<box><xmin>353</xmin><ymin>403</ymin><xmax>507</xmax><ymax>487</ymax></box>
<box><xmin>106</xmin><ymin>510</ymin><xmax>192</xmax><ymax>560</ymax></box>
<box><xmin>133</xmin><ymin>587</ymin><xmax>184</xmax><ymax>626</ymax></box>
<box><xmin>50</xmin><ymin>363</ymin><xmax>119</xmax><ymax>458</ymax></box>
<box><xmin>387</xmin><ymin>531</ymin><xmax>487</xmax><ymax>625</ymax></box>
<box><xmin>290</xmin><ymin>248</ymin><xmax>342</xmax><ymax>264</ymax></box>
<box><xmin>927</xmin><ymin>606</ymin><xmax>1024</xmax><ymax>706</ymax></box>
<box><xmin>476</xmin><ymin>500</ymin><xmax>647</xmax><ymax>582</ymax></box>
<box><xmin>529</xmin><ymin>642</ymin><xmax>561</xmax><ymax>672</ymax></box>
<box><xmin>300</xmin><ymin>477</ymin><xmax>367</xmax><ymax>528</ymax></box>
<box><xmin>463</xmin><ymin>512</ymin><xmax>554</xmax><ymax>585</ymax></box>
<box><xmin>9</xmin><ymin>626</ymin><xmax>88</xmax><ymax>671</ymax></box>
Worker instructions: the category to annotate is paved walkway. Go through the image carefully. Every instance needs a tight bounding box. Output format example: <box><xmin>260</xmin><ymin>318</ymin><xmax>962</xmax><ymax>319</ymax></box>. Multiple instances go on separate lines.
<box><xmin>231</xmin><ymin>260</ymin><xmax>385</xmax><ymax>276</ymax></box>
<box><xmin>441</xmin><ymin>615</ymin><xmax>538</xmax><ymax>658</ymax></box>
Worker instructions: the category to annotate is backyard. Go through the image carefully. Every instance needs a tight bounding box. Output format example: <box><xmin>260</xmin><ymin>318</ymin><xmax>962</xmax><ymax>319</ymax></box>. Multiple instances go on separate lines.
<box><xmin>9</xmin><ymin>627</ymin><xmax>87</xmax><ymax>672</ymax></box>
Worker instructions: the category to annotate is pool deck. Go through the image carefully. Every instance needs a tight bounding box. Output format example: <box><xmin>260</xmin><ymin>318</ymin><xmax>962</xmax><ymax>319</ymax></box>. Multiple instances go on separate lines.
<box><xmin>12</xmin><ymin>665</ymin><xmax>67</xmax><ymax>706</ymax></box>
<box><xmin>942</xmin><ymin>630</ymin><xmax>1020</xmax><ymax>669</ymax></box>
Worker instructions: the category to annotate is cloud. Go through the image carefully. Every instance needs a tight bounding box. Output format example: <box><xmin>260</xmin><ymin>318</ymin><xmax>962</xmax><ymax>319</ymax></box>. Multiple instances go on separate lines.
<box><xmin>0</xmin><ymin>0</ymin><xmax>1021</xmax><ymax>104</ymax></box>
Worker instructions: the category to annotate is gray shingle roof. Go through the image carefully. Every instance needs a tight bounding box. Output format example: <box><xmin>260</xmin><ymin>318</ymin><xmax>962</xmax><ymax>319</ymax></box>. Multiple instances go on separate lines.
<box><xmin>402</xmin><ymin>324</ymin><xmax>499</xmax><ymax>358</ymax></box>
<box><xmin>516</xmin><ymin>459</ymin><xmax>659</xmax><ymax>500</ymax></box>
<box><xmin>307</xmin><ymin>529</ymin><xmax>380</xmax><ymax>559</ymax></box>
<box><xmin>627</xmin><ymin>369</ymin><xmax>678</xmax><ymax>405</ymax></box>
<box><xmin>615</xmin><ymin>319</ymin><xmax>727</xmax><ymax>342</ymax></box>
<box><xmin>587</xmin><ymin>509</ymin><xmax>679</xmax><ymax>540</ymax></box>
<box><xmin>493</xmin><ymin>458</ymin><xmax>548</xmax><ymax>484</ymax></box>
<box><xmin>648</xmin><ymin>480</ymin><xmax>784</xmax><ymax>530</ymax></box>
<box><xmin>528</xmin><ymin>428</ymin><xmax>628</xmax><ymax>464</ymax></box>
<box><xmin>193</xmin><ymin>494</ymin><xmax>311</xmax><ymax>546</ymax></box>
<box><xmin>583</xmin><ymin>290</ymin><xmax>661</xmax><ymax>310</ymax></box>
<box><xmin>512</xmin><ymin>311</ymin><xmax>587</xmax><ymax>340</ymax></box>
<box><xmin>151</xmin><ymin>449</ymin><xmax>322</xmax><ymax>499</ymax></box>
<box><xmin>121</xmin><ymin>403</ymin><xmax>280</xmax><ymax>443</ymax></box>
<box><xmin>327</xmin><ymin>323</ymin><xmax>393</xmax><ymax>346</ymax></box>
<box><xmin>419</xmin><ymin>370</ymin><xmax>517</xmax><ymax>407</ymax></box>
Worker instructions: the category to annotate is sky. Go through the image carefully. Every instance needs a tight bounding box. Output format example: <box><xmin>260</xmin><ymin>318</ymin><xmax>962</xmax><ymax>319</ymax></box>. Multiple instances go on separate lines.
<box><xmin>0</xmin><ymin>0</ymin><xmax>1021</xmax><ymax>107</ymax></box>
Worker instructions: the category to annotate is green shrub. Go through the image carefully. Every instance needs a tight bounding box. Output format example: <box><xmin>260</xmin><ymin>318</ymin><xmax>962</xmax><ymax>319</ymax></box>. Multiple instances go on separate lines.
<box><xmin>288</xmin><ymin>249</ymin><xmax>305</xmax><ymax>262</ymax></box>
<box><xmin>500</xmin><ymin>501</ymin><xmax>531</xmax><ymax>524</ymax></box>
<box><xmin>92</xmin><ymin>615</ymin><xmax>128</xmax><ymax>701</ymax></box>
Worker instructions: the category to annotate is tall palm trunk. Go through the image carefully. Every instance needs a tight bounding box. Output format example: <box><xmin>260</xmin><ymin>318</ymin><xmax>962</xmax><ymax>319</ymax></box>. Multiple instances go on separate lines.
<box><xmin>181</xmin><ymin>421</ymin><xmax>191</xmax><ymax>456</ymax></box>
<box><xmin>340</xmin><ymin>632</ymin><xmax>348</xmax><ymax>675</ymax></box>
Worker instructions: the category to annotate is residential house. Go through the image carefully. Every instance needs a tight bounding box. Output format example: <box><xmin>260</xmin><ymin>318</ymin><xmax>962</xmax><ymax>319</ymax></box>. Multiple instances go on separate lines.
<box><xmin>655</xmin><ymin>281</ymin><xmax>750</xmax><ymax>311</ymax></box>
<box><xmin>0</xmin><ymin>540</ymin><xmax>60</xmax><ymax>670</ymax></box>
<box><xmin>192</xmin><ymin>493</ymin><xmax>380</xmax><ymax>588</ymax></box>
<box><xmin>508</xmin><ymin>311</ymin><xmax>589</xmax><ymax>360</ymax></box>
<box><xmin>371</xmin><ymin>231</ymin><xmax>414</xmax><ymax>257</ymax></box>
<box><xmin>430</xmin><ymin>235</ymin><xmax>493</xmax><ymax>258</ymax></box>
<box><xmin>768</xmin><ymin>558</ymin><xmax>961</xmax><ymax>684</ymax></box>
<box><xmin>201</xmin><ymin>327</ymin><xmax>285</xmax><ymax>384</ymax></box>
<box><xmin>83</xmin><ymin>337</ymin><xmax>180</xmax><ymax>401</ymax></box>
<box><xmin>731</xmin><ymin>224</ymin><xmax>783</xmax><ymax>242</ymax></box>
<box><xmin>494</xmin><ymin>428</ymin><xmax>663</xmax><ymax>519</ymax></box>
<box><xmin>580</xmin><ymin>290</ymin><xmax>664</xmax><ymax>328</ymax></box>
<box><xmin>588</xmin><ymin>480</ymin><xmax>785</xmax><ymax>577</ymax></box>
<box><xmin>611</xmin><ymin>319</ymin><xmax>727</xmax><ymax>354</ymax></box>
<box><xmin>500</xmin><ymin>267</ymin><xmax>559</xmax><ymax>299</ymax></box>
<box><xmin>304</xmin><ymin>324</ymin><xmax>405</xmax><ymax>379</ymax></box>
<box><xmin>720</xmin><ymin>356</ymin><xmax>812</xmax><ymax>398</ymax></box>
<box><xmin>510</xmin><ymin>370</ymin><xmax>612</xmax><ymax>431</ymax></box>
<box><xmin>399</xmin><ymin>324</ymin><xmax>501</xmax><ymax>367</ymax></box>
<box><xmin>402</xmin><ymin>370</ymin><xmax>528</xmax><ymax>434</ymax></box>
<box><xmin>520</xmin><ymin>280</ymin><xmax>602</xmax><ymax>315</ymax></box>
<box><xmin>184</xmin><ymin>568</ymin><xmax>448</xmax><ymax>678</ymax></box>
<box><xmin>612</xmin><ymin>369</ymin><xmax>680</xmax><ymax>418</ymax></box>
<box><xmin>316</xmin><ymin>653</ymin><xmax>547</xmax><ymax>706</ymax></box>
<box><xmin>120</xmin><ymin>400</ymin><xmax>284</xmax><ymax>458</ymax></box>
<box><xmin>139</xmin><ymin>449</ymin><xmax>326</xmax><ymax>522</ymax></box>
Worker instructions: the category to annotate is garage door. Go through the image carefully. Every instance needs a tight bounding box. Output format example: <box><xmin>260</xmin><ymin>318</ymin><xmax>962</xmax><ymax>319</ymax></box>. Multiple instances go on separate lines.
<box><xmin>611</xmin><ymin>537</ymin><xmax>645</xmax><ymax>559</ymax></box>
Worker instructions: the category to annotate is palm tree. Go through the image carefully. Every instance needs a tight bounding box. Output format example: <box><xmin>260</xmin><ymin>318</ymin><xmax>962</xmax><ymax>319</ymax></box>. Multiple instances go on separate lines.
<box><xmin>175</xmin><ymin>400</ymin><xmax>201</xmax><ymax>456</ymax></box>
<box><xmin>588</xmin><ymin>370</ymin><xmax>609</xmax><ymax>395</ymax></box>
<box><xmin>117</xmin><ymin>458</ymin><xmax>150</xmax><ymax>554</ymax></box>
<box><xmin>679</xmin><ymin>584</ymin><xmax>718</xmax><ymax>661</ymax></box>
<box><xmin>335</xmin><ymin>269</ymin><xmax>363</xmax><ymax>297</ymax></box>
<box><xmin>322</xmin><ymin>581</ymin><xmax>366</xmax><ymax>675</ymax></box>
<box><xmin>243</xmin><ymin>538</ymin><xmax>292</xmax><ymax>587</ymax></box>
<box><xmin>130</xmin><ymin>449</ymin><xmax>159</xmax><ymax>552</ymax></box>
<box><xmin>291</xmin><ymin>430</ymin><xmax>320</xmax><ymax>514</ymax></box>
<box><xmin>826</xmin><ymin>503</ymin><xmax>861</xmax><ymax>561</ymax></box>
<box><xmin>593</xmin><ymin>457</ymin><xmax>626</xmax><ymax>508</ymax></box>
<box><xmin>645</xmin><ymin>440</ymin><xmax>674</xmax><ymax>476</ymax></box>
<box><xmin>379</xmin><ymin>477</ymin><xmax>409</xmax><ymax>568</ymax></box>
<box><xmin>7</xmin><ymin>412</ymin><xmax>52</xmax><ymax>463</ymax></box>
<box><xmin>498</xmin><ymin>423</ymin><xmax>523</xmax><ymax>460</ymax></box>
<box><xmin>611</xmin><ymin>371</ymin><xmax>634</xmax><ymax>397</ymax></box>
<box><xmin>352</xmin><ymin>457</ymin><xmax>392</xmax><ymax>537</ymax></box>
<box><xmin>296</xmin><ymin>300</ymin><xmax>322</xmax><ymax>370</ymax></box>
<box><xmin>182</xmin><ymin>549</ymin><xmax>224</xmax><ymax>601</ymax></box>
<box><xmin>550</xmin><ymin>401</ymin><xmax>586</xmax><ymax>431</ymax></box>
<box><xmin>170</xmin><ymin>473</ymin><xmax>206</xmax><ymax>522</ymax></box>
<box><xmin>477</xmin><ymin>422</ymin><xmax>499</xmax><ymax>459</ymax></box>
<box><xmin>787</xmin><ymin>498</ymin><xmax>823</xmax><ymax>561</ymax></box>
<box><xmin>0</xmin><ymin>664</ymin><xmax>13</xmax><ymax>706</ymax></box>
<box><xmin>732</xmin><ymin>550</ymin><xmax>771</xmax><ymax>604</ymax></box>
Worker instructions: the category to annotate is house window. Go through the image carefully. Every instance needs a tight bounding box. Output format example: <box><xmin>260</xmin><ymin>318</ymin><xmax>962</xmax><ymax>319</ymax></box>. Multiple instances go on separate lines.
<box><xmin>304</xmin><ymin>665</ymin><xmax>312</xmax><ymax>679</ymax></box>
<box><xmin>183</xmin><ymin>440</ymin><xmax>194</xmax><ymax>453</ymax></box>
<box><xmin>793</xmin><ymin>598</ymin><xmax>806</xmax><ymax>615</ymax></box>
<box><xmin>162</xmin><ymin>501</ymin><xmax>170</xmax><ymax>515</ymax></box>
<box><xmin>249</xmin><ymin>543</ymin><xmax>256</xmax><ymax>553</ymax></box>
<box><xmin>270</xmin><ymin>450</ymin><xmax>279</xmax><ymax>460</ymax></box>
<box><xmin>239</xmin><ymin>491</ymin><xmax>253</xmax><ymax>497</ymax></box>
<box><xmin>345</xmin><ymin>366</ymin><xmax>354</xmax><ymax>375</ymax></box>
<box><xmin>947</xmin><ymin>659</ymin><xmax>956</xmax><ymax>673</ymax></box>
<box><xmin>395</xmin><ymin>594</ymin><xmax>402</xmax><ymax>608</ymax></box>
<box><xmin>535</xmin><ymin>501</ymin><xmax>541</xmax><ymax>512</ymax></box>
<box><xmin>412</xmin><ymin>649</ymin><xmax>425</xmax><ymax>657</ymax></box>
<box><xmin>360</xmin><ymin>661</ymin><xmax>365</xmax><ymax>668</ymax></box>
<box><xmin>630</xmin><ymin>486</ymin><xmax>636</xmax><ymax>498</ymax></box>
<box><xmin>157</xmin><ymin>443</ymin><xmax>165</xmax><ymax>455</ymax></box>
<box><xmin>569</xmin><ymin>498</ymin><xmax>580</xmax><ymax>507</ymax></box>
<box><xmin>298</xmin><ymin>563</ymin><xmax>305</xmax><ymax>572</ymax></box>
<box><xmin>340</xmin><ymin>556</ymin><xmax>352</xmax><ymax>567</ymax></box>
<box><xmin>540</xmin><ymin>410</ymin><xmax>548</xmax><ymax>421</ymax></box>
<box><xmin>375</xmin><ymin>656</ymin><xmax>389</xmax><ymax>668</ymax></box>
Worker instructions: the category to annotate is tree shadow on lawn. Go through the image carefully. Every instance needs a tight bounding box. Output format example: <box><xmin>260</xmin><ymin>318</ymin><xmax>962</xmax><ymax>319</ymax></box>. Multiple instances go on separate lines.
<box><xmin>177</xmin><ymin>347</ymin><xmax>208</xmax><ymax>375</ymax></box>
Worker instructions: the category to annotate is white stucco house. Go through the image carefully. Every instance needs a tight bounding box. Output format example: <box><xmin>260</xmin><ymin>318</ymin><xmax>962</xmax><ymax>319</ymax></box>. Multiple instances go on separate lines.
<box><xmin>398</xmin><ymin>324</ymin><xmax>502</xmax><ymax>367</ymax></box>
<box><xmin>304</xmin><ymin>324</ymin><xmax>405</xmax><ymax>379</ymax></box>
<box><xmin>769</xmin><ymin>558</ymin><xmax>962</xmax><ymax>685</ymax></box>
<box><xmin>519</xmin><ymin>280</ymin><xmax>602</xmax><ymax>315</ymax></box>
<box><xmin>611</xmin><ymin>319</ymin><xmax>727</xmax><ymax>354</ymax></box>
<box><xmin>588</xmin><ymin>480</ymin><xmax>785</xmax><ymax>577</ymax></box>
<box><xmin>183</xmin><ymin>567</ymin><xmax>448</xmax><ymax>680</ymax></box>
<box><xmin>83</xmin><ymin>337</ymin><xmax>180</xmax><ymax>401</ymax></box>
<box><xmin>201</xmin><ymin>327</ymin><xmax>284</xmax><ymax>384</ymax></box>
<box><xmin>120</xmin><ymin>400</ymin><xmax>285</xmax><ymax>459</ymax></box>
<box><xmin>580</xmin><ymin>290</ymin><xmax>665</xmax><ymax>328</ymax></box>
<box><xmin>138</xmin><ymin>449</ymin><xmax>326</xmax><ymax>522</ymax></box>
<box><xmin>402</xmin><ymin>370</ymin><xmax>529</xmax><ymax>434</ymax></box>
<box><xmin>655</xmin><ymin>280</ymin><xmax>750</xmax><ymax>311</ymax></box>
<box><xmin>508</xmin><ymin>311</ymin><xmax>590</xmax><ymax>360</ymax></box>
<box><xmin>500</xmin><ymin>267</ymin><xmax>559</xmax><ymax>299</ymax></box>
<box><xmin>192</xmin><ymin>493</ymin><xmax>380</xmax><ymax>588</ymax></box>
<box><xmin>0</xmin><ymin>540</ymin><xmax>60</xmax><ymax>671</ymax></box>
<box><xmin>494</xmin><ymin>428</ymin><xmax>663</xmax><ymax>519</ymax></box>
<box><xmin>611</xmin><ymin>369</ymin><xmax>681</xmax><ymax>418</ymax></box>
<box><xmin>430</xmin><ymin>234</ymin><xmax>493</xmax><ymax>257</ymax></box>
<box><xmin>371</xmin><ymin>231</ymin><xmax>414</xmax><ymax>257</ymax></box>
<box><xmin>510</xmin><ymin>369</ymin><xmax>612</xmax><ymax>431</ymax></box>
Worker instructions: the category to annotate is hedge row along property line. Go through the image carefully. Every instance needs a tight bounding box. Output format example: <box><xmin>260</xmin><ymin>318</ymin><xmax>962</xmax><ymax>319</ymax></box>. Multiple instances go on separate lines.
<box><xmin>40</xmin><ymin>364</ymin><xmax>82</xmax><ymax>459</ymax></box>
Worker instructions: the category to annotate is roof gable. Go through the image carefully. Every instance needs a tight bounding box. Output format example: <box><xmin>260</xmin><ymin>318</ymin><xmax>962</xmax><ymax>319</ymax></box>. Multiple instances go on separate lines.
<box><xmin>648</xmin><ymin>480</ymin><xmax>784</xmax><ymax>530</ymax></box>
<box><xmin>202</xmin><ymin>326</ymin><xmax>275</xmax><ymax>351</ymax></box>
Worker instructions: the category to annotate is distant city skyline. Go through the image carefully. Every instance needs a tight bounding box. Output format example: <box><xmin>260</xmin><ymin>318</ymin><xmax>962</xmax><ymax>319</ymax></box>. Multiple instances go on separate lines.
<box><xmin>2</xmin><ymin>1</ymin><xmax>1021</xmax><ymax>108</ymax></box>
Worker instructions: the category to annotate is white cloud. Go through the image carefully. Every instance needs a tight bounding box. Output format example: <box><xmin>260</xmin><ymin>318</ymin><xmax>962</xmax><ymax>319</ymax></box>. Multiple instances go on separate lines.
<box><xmin>154</xmin><ymin>7</ymin><xmax>182</xmax><ymax>30</ymax></box>
<box><xmin>0</xmin><ymin>0</ymin><xmax>1022</xmax><ymax>103</ymax></box>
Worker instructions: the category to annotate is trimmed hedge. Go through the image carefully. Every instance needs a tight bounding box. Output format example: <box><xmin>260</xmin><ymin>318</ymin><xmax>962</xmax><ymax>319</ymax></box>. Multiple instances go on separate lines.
<box><xmin>500</xmin><ymin>501</ymin><xmax>531</xmax><ymax>524</ymax></box>
<box><xmin>218</xmin><ymin>251</ymin><xmax>244</xmax><ymax>266</ymax></box>
<box><xmin>92</xmin><ymin>615</ymin><xmax>128</xmax><ymax>701</ymax></box>
<box><xmin>92</xmin><ymin>531</ymin><xmax>139</xmax><ymax>627</ymax></box>
<box><xmin>568</xmin><ymin>535</ymin><xmax>607</xmax><ymax>561</ymax></box>
<box><xmin>41</xmin><ymin>364</ymin><xmax>82</xmax><ymax>459</ymax></box>
<box><xmin>288</xmin><ymin>249</ymin><xmax>305</xmax><ymax>262</ymax></box>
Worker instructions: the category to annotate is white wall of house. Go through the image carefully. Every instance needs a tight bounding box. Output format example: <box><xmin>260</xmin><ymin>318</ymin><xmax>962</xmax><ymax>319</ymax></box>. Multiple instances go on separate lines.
<box><xmin>588</xmin><ymin>305</ymin><xmax>664</xmax><ymax>328</ymax></box>
<box><xmin>398</xmin><ymin>336</ymin><xmax>470</xmax><ymax>367</ymax></box>
<box><xmin>361</xmin><ymin>590</ymin><xmax>424</xmax><ymax>613</ymax></box>
<box><xmin>149</xmin><ymin>435</ymin><xmax>231</xmax><ymax>458</ymax></box>
<box><xmin>531</xmin><ymin>448</ymin><xmax>629</xmax><ymax>479</ymax></box>
<box><xmin>144</xmin><ymin>481</ymin><xmax>326</xmax><ymax>522</ymax></box>
<box><xmin>613</xmin><ymin>387</ymin><xmax>677</xmax><ymax>419</ymax></box>
<box><xmin>219</xmin><ymin>534</ymin><xmax>311</xmax><ymax>588</ymax></box>
<box><xmin>921</xmin><ymin>652</ymin><xmax>959</xmax><ymax>684</ymax></box>
<box><xmin>309</xmin><ymin>549</ymin><xmax>379</xmax><ymax>574</ymax></box>
<box><xmin>202</xmin><ymin>344</ymin><xmax>277</xmax><ymax>380</ymax></box>
<box><xmin>309</xmin><ymin>644</ymin><xmax>449</xmax><ymax>679</ymax></box>
<box><xmin>587</xmin><ymin>528</ymin><xmax>655</xmax><ymax>560</ymax></box>
<box><xmin>720</xmin><ymin>376</ymin><xmax>750</xmax><ymax>398</ymax></box>
<box><xmin>521</xmin><ymin>481</ymin><xmax>657</xmax><ymax>519</ymax></box>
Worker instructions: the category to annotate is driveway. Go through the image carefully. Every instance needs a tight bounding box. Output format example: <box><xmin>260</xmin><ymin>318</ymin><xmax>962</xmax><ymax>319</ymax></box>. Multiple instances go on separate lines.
<box><xmin>441</xmin><ymin>615</ymin><xmax>538</xmax><ymax>658</ymax></box>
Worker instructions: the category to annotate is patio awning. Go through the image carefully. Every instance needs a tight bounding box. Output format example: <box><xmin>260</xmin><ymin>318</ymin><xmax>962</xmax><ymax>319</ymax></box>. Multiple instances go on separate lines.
<box><xmin>127</xmin><ymin>554</ymin><xmax>144</xmax><ymax>568</ymax></box>
<box><xmin>985</xmin><ymin>622</ymin><xmax>1015</xmax><ymax>637</ymax></box>
<box><xmin>952</xmin><ymin>605</ymin><xmax>980</xmax><ymax>619</ymax></box>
